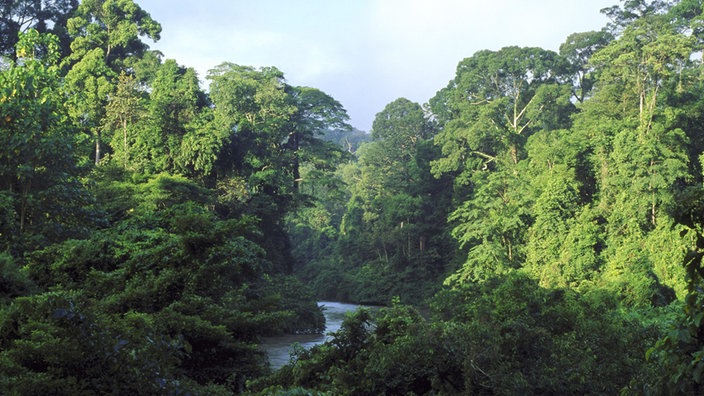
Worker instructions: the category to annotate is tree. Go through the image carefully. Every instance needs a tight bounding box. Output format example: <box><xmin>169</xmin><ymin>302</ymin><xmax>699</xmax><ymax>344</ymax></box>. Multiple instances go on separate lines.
<box><xmin>581</xmin><ymin>5</ymin><xmax>694</xmax><ymax>237</ymax></box>
<box><xmin>559</xmin><ymin>30</ymin><xmax>613</xmax><ymax>103</ymax></box>
<box><xmin>208</xmin><ymin>63</ymin><xmax>350</xmax><ymax>272</ymax></box>
<box><xmin>62</xmin><ymin>47</ymin><xmax>115</xmax><ymax>164</ymax></box>
<box><xmin>103</xmin><ymin>71</ymin><xmax>145</xmax><ymax>169</ymax></box>
<box><xmin>311</xmin><ymin>98</ymin><xmax>452</xmax><ymax>303</ymax></box>
<box><xmin>209</xmin><ymin>64</ymin><xmax>350</xmax><ymax>193</ymax></box>
<box><xmin>0</xmin><ymin>30</ymin><xmax>90</xmax><ymax>254</ymax></box>
<box><xmin>63</xmin><ymin>0</ymin><xmax>161</xmax><ymax>164</ymax></box>
<box><xmin>285</xmin><ymin>86</ymin><xmax>350</xmax><ymax>193</ymax></box>
<box><xmin>369</xmin><ymin>98</ymin><xmax>431</xmax><ymax>192</ymax></box>
<box><xmin>143</xmin><ymin>59</ymin><xmax>207</xmax><ymax>173</ymax></box>
<box><xmin>12</xmin><ymin>171</ymin><xmax>323</xmax><ymax>393</ymax></box>
<box><xmin>356</xmin><ymin>99</ymin><xmax>436</xmax><ymax>265</ymax></box>
<box><xmin>0</xmin><ymin>0</ymin><xmax>77</xmax><ymax>58</ymax></box>
<box><xmin>524</xmin><ymin>173</ymin><xmax>580</xmax><ymax>287</ymax></box>
<box><xmin>430</xmin><ymin>46</ymin><xmax>572</xmax><ymax>174</ymax></box>
<box><xmin>444</xmin><ymin>164</ymin><xmax>535</xmax><ymax>283</ymax></box>
<box><xmin>65</xmin><ymin>0</ymin><xmax>161</xmax><ymax>70</ymax></box>
<box><xmin>105</xmin><ymin>57</ymin><xmax>218</xmax><ymax>177</ymax></box>
<box><xmin>430</xmin><ymin>46</ymin><xmax>574</xmax><ymax>284</ymax></box>
<box><xmin>208</xmin><ymin>63</ymin><xmax>295</xmax><ymax>191</ymax></box>
<box><xmin>552</xmin><ymin>1</ymin><xmax>697</xmax><ymax>310</ymax></box>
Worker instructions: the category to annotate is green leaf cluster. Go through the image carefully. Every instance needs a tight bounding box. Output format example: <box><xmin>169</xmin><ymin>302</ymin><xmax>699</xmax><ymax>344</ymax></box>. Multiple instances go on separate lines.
<box><xmin>1</xmin><ymin>17</ymin><xmax>348</xmax><ymax>393</ymax></box>
<box><xmin>252</xmin><ymin>274</ymin><xmax>659</xmax><ymax>395</ymax></box>
<box><xmin>286</xmin><ymin>1</ymin><xmax>704</xmax><ymax>393</ymax></box>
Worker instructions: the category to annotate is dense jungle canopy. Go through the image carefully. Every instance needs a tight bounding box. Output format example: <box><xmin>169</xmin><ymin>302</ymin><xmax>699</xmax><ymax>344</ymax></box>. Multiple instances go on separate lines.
<box><xmin>4</xmin><ymin>0</ymin><xmax>704</xmax><ymax>394</ymax></box>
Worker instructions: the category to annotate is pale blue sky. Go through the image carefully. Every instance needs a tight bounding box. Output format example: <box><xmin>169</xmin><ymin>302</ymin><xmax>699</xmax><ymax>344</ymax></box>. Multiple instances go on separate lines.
<box><xmin>137</xmin><ymin>0</ymin><xmax>617</xmax><ymax>131</ymax></box>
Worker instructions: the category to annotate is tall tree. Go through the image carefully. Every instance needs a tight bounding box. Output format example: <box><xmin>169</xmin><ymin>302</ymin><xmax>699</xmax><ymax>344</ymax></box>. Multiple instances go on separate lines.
<box><xmin>144</xmin><ymin>59</ymin><xmax>206</xmax><ymax>173</ymax></box>
<box><xmin>430</xmin><ymin>46</ymin><xmax>574</xmax><ymax>283</ymax></box>
<box><xmin>555</xmin><ymin>1</ymin><xmax>697</xmax><ymax>307</ymax></box>
<box><xmin>62</xmin><ymin>46</ymin><xmax>115</xmax><ymax>164</ymax></box>
<box><xmin>559</xmin><ymin>30</ymin><xmax>613</xmax><ymax>103</ymax></box>
<box><xmin>65</xmin><ymin>0</ymin><xmax>161</xmax><ymax>70</ymax></box>
<box><xmin>208</xmin><ymin>63</ymin><xmax>350</xmax><ymax>271</ymax></box>
<box><xmin>431</xmin><ymin>46</ymin><xmax>572</xmax><ymax>174</ymax></box>
<box><xmin>586</xmin><ymin>7</ymin><xmax>694</xmax><ymax>233</ymax></box>
<box><xmin>285</xmin><ymin>86</ymin><xmax>350</xmax><ymax>192</ymax></box>
<box><xmin>350</xmin><ymin>99</ymin><xmax>433</xmax><ymax>263</ymax></box>
<box><xmin>208</xmin><ymin>63</ymin><xmax>350</xmax><ymax>204</ymax></box>
<box><xmin>208</xmin><ymin>63</ymin><xmax>296</xmax><ymax>216</ymax></box>
<box><xmin>63</xmin><ymin>0</ymin><xmax>161</xmax><ymax>165</ymax></box>
<box><xmin>369</xmin><ymin>98</ymin><xmax>431</xmax><ymax>192</ymax></box>
<box><xmin>321</xmin><ymin>98</ymin><xmax>453</xmax><ymax>302</ymax></box>
<box><xmin>103</xmin><ymin>72</ymin><xmax>145</xmax><ymax>169</ymax></box>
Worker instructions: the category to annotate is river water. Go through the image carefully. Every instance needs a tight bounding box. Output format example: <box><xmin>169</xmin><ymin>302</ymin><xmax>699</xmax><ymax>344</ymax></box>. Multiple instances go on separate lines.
<box><xmin>260</xmin><ymin>301</ymin><xmax>363</xmax><ymax>369</ymax></box>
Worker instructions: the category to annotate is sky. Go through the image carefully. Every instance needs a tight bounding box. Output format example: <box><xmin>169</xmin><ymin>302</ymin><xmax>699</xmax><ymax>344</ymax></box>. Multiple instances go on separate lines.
<box><xmin>137</xmin><ymin>0</ymin><xmax>618</xmax><ymax>132</ymax></box>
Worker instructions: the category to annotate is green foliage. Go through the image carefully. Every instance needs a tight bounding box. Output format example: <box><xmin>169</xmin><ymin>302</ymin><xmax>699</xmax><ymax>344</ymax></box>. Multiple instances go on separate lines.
<box><xmin>143</xmin><ymin>59</ymin><xmax>206</xmax><ymax>173</ymax></box>
<box><xmin>445</xmin><ymin>165</ymin><xmax>534</xmax><ymax>283</ymax></box>
<box><xmin>647</xmin><ymin>154</ymin><xmax>704</xmax><ymax>392</ymax></box>
<box><xmin>5</xmin><ymin>0</ymin><xmax>704</xmax><ymax>393</ymax></box>
<box><xmin>430</xmin><ymin>46</ymin><xmax>578</xmax><ymax>287</ymax></box>
<box><xmin>647</xmin><ymin>226</ymin><xmax>704</xmax><ymax>393</ymax></box>
<box><xmin>66</xmin><ymin>0</ymin><xmax>161</xmax><ymax>69</ymax></box>
<box><xmin>430</xmin><ymin>46</ymin><xmax>573</xmax><ymax>176</ymax></box>
<box><xmin>63</xmin><ymin>0</ymin><xmax>162</xmax><ymax>164</ymax></box>
<box><xmin>432</xmin><ymin>275</ymin><xmax>659</xmax><ymax>394</ymax></box>
<box><xmin>0</xmin><ymin>30</ymin><xmax>93</xmax><ymax>254</ymax></box>
<box><xmin>559</xmin><ymin>30</ymin><xmax>613</xmax><ymax>103</ymax></box>
<box><xmin>294</xmin><ymin>98</ymin><xmax>453</xmax><ymax>304</ymax></box>
<box><xmin>104</xmin><ymin>71</ymin><xmax>146</xmax><ymax>170</ymax></box>
<box><xmin>62</xmin><ymin>46</ymin><xmax>115</xmax><ymax>164</ymax></box>
<box><xmin>177</xmin><ymin>108</ymin><xmax>228</xmax><ymax>177</ymax></box>
<box><xmin>274</xmin><ymin>4</ymin><xmax>704</xmax><ymax>393</ymax></box>
<box><xmin>0</xmin><ymin>0</ymin><xmax>78</xmax><ymax>58</ymax></box>
<box><xmin>208</xmin><ymin>63</ymin><xmax>350</xmax><ymax>272</ymax></box>
<box><xmin>253</xmin><ymin>274</ymin><xmax>658</xmax><ymax>395</ymax></box>
<box><xmin>10</xmin><ymin>171</ymin><xmax>325</xmax><ymax>393</ymax></box>
<box><xmin>0</xmin><ymin>291</ymin><xmax>204</xmax><ymax>395</ymax></box>
<box><xmin>524</xmin><ymin>174</ymin><xmax>580</xmax><ymax>285</ymax></box>
<box><xmin>254</xmin><ymin>274</ymin><xmax>325</xmax><ymax>335</ymax></box>
<box><xmin>0</xmin><ymin>252</ymin><xmax>35</xmax><ymax>303</ymax></box>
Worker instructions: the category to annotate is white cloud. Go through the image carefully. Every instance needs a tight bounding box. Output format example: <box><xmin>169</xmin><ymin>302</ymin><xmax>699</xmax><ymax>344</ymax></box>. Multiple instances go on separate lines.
<box><xmin>151</xmin><ymin>18</ymin><xmax>348</xmax><ymax>87</ymax></box>
<box><xmin>139</xmin><ymin>0</ymin><xmax>617</xmax><ymax>131</ymax></box>
<box><xmin>291</xmin><ymin>44</ymin><xmax>348</xmax><ymax>84</ymax></box>
<box><xmin>363</xmin><ymin>0</ymin><xmax>616</xmax><ymax>127</ymax></box>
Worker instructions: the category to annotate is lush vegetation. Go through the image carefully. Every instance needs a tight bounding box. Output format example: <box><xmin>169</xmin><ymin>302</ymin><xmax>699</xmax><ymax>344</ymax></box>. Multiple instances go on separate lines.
<box><xmin>0</xmin><ymin>1</ymin><xmax>334</xmax><ymax>393</ymax></box>
<box><xmin>4</xmin><ymin>0</ymin><xmax>704</xmax><ymax>394</ymax></box>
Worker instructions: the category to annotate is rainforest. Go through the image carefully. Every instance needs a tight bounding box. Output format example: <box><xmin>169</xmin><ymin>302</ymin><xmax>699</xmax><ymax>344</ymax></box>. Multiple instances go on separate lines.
<box><xmin>3</xmin><ymin>0</ymin><xmax>704</xmax><ymax>394</ymax></box>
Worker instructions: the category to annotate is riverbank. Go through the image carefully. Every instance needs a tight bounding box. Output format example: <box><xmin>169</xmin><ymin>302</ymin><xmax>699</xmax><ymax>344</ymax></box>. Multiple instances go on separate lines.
<box><xmin>260</xmin><ymin>301</ymin><xmax>367</xmax><ymax>369</ymax></box>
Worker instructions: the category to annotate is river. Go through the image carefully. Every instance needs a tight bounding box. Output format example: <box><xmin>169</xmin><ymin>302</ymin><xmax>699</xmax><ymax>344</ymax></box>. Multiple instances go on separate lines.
<box><xmin>260</xmin><ymin>301</ymin><xmax>364</xmax><ymax>370</ymax></box>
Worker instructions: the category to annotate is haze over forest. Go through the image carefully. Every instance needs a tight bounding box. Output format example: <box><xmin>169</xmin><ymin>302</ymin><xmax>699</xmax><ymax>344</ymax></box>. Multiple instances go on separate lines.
<box><xmin>3</xmin><ymin>0</ymin><xmax>704</xmax><ymax>394</ymax></box>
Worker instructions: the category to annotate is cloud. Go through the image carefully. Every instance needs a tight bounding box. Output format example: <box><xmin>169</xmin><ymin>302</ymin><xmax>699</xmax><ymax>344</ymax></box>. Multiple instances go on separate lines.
<box><xmin>139</xmin><ymin>0</ymin><xmax>616</xmax><ymax>131</ymax></box>
<box><xmin>364</xmin><ymin>0</ymin><xmax>616</xmax><ymax>122</ymax></box>
<box><xmin>291</xmin><ymin>44</ymin><xmax>348</xmax><ymax>83</ymax></box>
<box><xmin>151</xmin><ymin>13</ymin><xmax>348</xmax><ymax>86</ymax></box>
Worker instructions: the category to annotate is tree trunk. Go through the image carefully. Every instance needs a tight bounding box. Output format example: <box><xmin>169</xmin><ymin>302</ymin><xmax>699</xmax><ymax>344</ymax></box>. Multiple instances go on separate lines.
<box><xmin>19</xmin><ymin>180</ymin><xmax>30</xmax><ymax>233</ymax></box>
<box><xmin>123</xmin><ymin>117</ymin><xmax>128</xmax><ymax>168</ymax></box>
<box><xmin>95</xmin><ymin>130</ymin><xmax>101</xmax><ymax>165</ymax></box>
<box><xmin>651</xmin><ymin>189</ymin><xmax>657</xmax><ymax>226</ymax></box>
<box><xmin>290</xmin><ymin>131</ymin><xmax>300</xmax><ymax>192</ymax></box>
